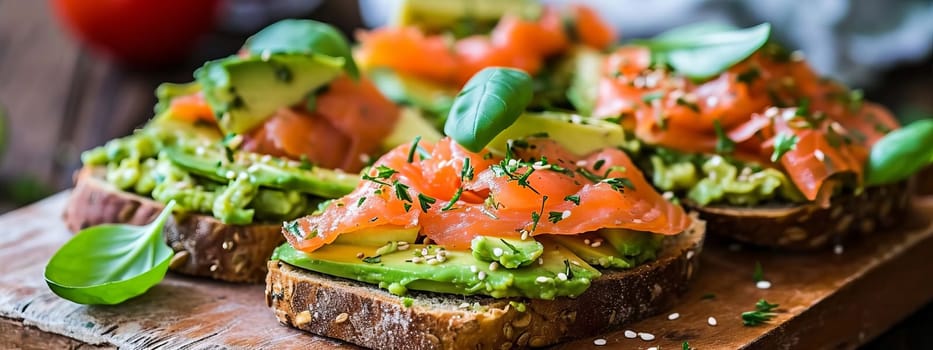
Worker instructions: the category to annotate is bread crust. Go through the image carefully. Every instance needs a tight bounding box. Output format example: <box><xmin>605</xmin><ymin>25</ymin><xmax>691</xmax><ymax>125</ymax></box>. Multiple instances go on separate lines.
<box><xmin>265</xmin><ymin>219</ymin><xmax>705</xmax><ymax>349</ymax></box>
<box><xmin>691</xmin><ymin>181</ymin><xmax>912</xmax><ymax>250</ymax></box>
<box><xmin>63</xmin><ymin>166</ymin><xmax>283</xmax><ymax>283</ymax></box>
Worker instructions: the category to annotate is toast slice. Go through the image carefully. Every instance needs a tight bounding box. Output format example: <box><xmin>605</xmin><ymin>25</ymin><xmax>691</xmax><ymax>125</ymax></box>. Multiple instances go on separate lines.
<box><xmin>691</xmin><ymin>180</ymin><xmax>912</xmax><ymax>250</ymax></box>
<box><xmin>265</xmin><ymin>219</ymin><xmax>704</xmax><ymax>349</ymax></box>
<box><xmin>63</xmin><ymin>166</ymin><xmax>283</xmax><ymax>283</ymax></box>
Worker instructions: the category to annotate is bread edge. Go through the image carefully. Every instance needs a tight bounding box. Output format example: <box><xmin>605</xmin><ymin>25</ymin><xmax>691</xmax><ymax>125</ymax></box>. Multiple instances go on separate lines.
<box><xmin>691</xmin><ymin>180</ymin><xmax>913</xmax><ymax>250</ymax></box>
<box><xmin>63</xmin><ymin>166</ymin><xmax>284</xmax><ymax>283</ymax></box>
<box><xmin>265</xmin><ymin>218</ymin><xmax>705</xmax><ymax>349</ymax></box>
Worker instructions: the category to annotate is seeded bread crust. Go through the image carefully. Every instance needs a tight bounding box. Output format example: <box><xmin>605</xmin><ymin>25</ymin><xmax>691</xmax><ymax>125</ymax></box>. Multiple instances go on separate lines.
<box><xmin>63</xmin><ymin>166</ymin><xmax>283</xmax><ymax>283</ymax></box>
<box><xmin>691</xmin><ymin>180</ymin><xmax>912</xmax><ymax>250</ymax></box>
<box><xmin>265</xmin><ymin>219</ymin><xmax>704</xmax><ymax>350</ymax></box>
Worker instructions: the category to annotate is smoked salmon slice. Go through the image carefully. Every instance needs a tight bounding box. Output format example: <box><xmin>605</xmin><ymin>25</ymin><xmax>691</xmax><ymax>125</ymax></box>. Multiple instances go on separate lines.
<box><xmin>286</xmin><ymin>137</ymin><xmax>691</xmax><ymax>253</ymax></box>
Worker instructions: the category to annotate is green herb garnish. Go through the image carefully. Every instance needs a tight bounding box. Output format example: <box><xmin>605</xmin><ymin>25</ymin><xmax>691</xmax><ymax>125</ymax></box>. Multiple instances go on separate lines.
<box><xmin>770</xmin><ymin>132</ymin><xmax>798</xmax><ymax>162</ymax></box>
<box><xmin>443</xmin><ymin>67</ymin><xmax>534</xmax><ymax>152</ymax></box>
<box><xmin>714</xmin><ymin>119</ymin><xmax>735</xmax><ymax>154</ymax></box>
<box><xmin>242</xmin><ymin>19</ymin><xmax>359</xmax><ymax>78</ymax></box>
<box><xmin>564</xmin><ymin>195</ymin><xmax>581</xmax><ymax>205</ymax></box>
<box><xmin>752</xmin><ymin>261</ymin><xmax>764</xmax><ymax>282</ymax></box>
<box><xmin>45</xmin><ymin>201</ymin><xmax>177</xmax><ymax>305</ymax></box>
<box><xmin>637</xmin><ymin>22</ymin><xmax>772</xmax><ymax>80</ymax></box>
<box><xmin>362</xmin><ymin>255</ymin><xmax>382</xmax><ymax>264</ymax></box>
<box><xmin>742</xmin><ymin>299</ymin><xmax>779</xmax><ymax>326</ymax></box>
<box><xmin>548</xmin><ymin>211</ymin><xmax>564</xmax><ymax>223</ymax></box>
<box><xmin>418</xmin><ymin>193</ymin><xmax>436</xmax><ymax>212</ymax></box>
<box><xmin>407</xmin><ymin>136</ymin><xmax>422</xmax><ymax>163</ymax></box>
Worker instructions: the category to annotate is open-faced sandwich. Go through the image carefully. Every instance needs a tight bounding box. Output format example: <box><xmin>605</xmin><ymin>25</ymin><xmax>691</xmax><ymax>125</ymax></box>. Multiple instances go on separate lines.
<box><xmin>355</xmin><ymin>0</ymin><xmax>616</xmax><ymax>125</ymax></box>
<box><xmin>63</xmin><ymin>20</ymin><xmax>441</xmax><ymax>282</ymax></box>
<box><xmin>266</xmin><ymin>67</ymin><xmax>704</xmax><ymax>349</ymax></box>
<box><xmin>570</xmin><ymin>23</ymin><xmax>923</xmax><ymax>249</ymax></box>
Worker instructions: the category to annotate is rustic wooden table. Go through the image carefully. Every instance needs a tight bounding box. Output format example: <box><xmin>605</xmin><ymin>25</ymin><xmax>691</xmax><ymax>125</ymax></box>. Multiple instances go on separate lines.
<box><xmin>1</xmin><ymin>0</ymin><xmax>931</xmax><ymax>348</ymax></box>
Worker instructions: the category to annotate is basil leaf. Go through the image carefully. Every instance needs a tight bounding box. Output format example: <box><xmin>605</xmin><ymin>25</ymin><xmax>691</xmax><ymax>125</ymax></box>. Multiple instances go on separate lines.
<box><xmin>866</xmin><ymin>119</ymin><xmax>933</xmax><ymax>186</ymax></box>
<box><xmin>243</xmin><ymin>19</ymin><xmax>359</xmax><ymax>79</ymax></box>
<box><xmin>45</xmin><ymin>201</ymin><xmax>177</xmax><ymax>305</ymax></box>
<box><xmin>638</xmin><ymin>22</ymin><xmax>771</xmax><ymax>80</ymax></box>
<box><xmin>444</xmin><ymin>67</ymin><xmax>534</xmax><ymax>152</ymax></box>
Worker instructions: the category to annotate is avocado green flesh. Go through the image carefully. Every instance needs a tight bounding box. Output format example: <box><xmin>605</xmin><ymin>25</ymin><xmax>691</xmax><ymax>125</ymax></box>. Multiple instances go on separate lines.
<box><xmin>381</xmin><ymin>107</ymin><xmax>444</xmax><ymax>150</ymax></box>
<box><xmin>272</xmin><ymin>242</ymin><xmax>600</xmax><ymax>300</ymax></box>
<box><xmin>395</xmin><ymin>0</ymin><xmax>541</xmax><ymax>35</ymax></box>
<box><xmin>195</xmin><ymin>53</ymin><xmax>344</xmax><ymax>135</ymax></box>
<box><xmin>471</xmin><ymin>236</ymin><xmax>543</xmax><ymax>268</ymax></box>
<box><xmin>367</xmin><ymin>68</ymin><xmax>456</xmax><ymax>119</ymax></box>
<box><xmin>332</xmin><ymin>226</ymin><xmax>420</xmax><ymax>246</ymax></box>
<box><xmin>164</xmin><ymin>147</ymin><xmax>358</xmax><ymax>199</ymax></box>
<box><xmin>487</xmin><ymin>112</ymin><xmax>626</xmax><ymax>156</ymax></box>
<box><xmin>644</xmin><ymin>147</ymin><xmax>805</xmax><ymax>205</ymax></box>
<box><xmin>82</xmin><ymin>112</ymin><xmax>356</xmax><ymax>224</ymax></box>
<box><xmin>566</xmin><ymin>47</ymin><xmax>604</xmax><ymax>116</ymax></box>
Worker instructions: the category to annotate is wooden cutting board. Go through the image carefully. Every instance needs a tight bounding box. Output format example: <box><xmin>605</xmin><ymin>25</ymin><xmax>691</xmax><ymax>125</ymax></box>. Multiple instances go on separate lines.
<box><xmin>2</xmin><ymin>192</ymin><xmax>932</xmax><ymax>349</ymax></box>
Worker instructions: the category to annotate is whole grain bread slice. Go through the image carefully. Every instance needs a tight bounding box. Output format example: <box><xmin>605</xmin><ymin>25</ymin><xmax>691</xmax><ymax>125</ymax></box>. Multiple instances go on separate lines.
<box><xmin>691</xmin><ymin>180</ymin><xmax>912</xmax><ymax>250</ymax></box>
<box><xmin>63</xmin><ymin>166</ymin><xmax>283</xmax><ymax>283</ymax></box>
<box><xmin>265</xmin><ymin>219</ymin><xmax>705</xmax><ymax>350</ymax></box>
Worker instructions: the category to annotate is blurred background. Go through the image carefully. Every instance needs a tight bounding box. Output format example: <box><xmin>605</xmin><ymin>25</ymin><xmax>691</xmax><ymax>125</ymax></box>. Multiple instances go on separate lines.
<box><xmin>0</xmin><ymin>0</ymin><xmax>930</xmax><ymax>346</ymax></box>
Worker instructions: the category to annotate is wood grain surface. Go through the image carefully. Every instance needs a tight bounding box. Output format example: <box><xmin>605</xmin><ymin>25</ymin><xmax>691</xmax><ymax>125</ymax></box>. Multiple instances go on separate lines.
<box><xmin>1</xmin><ymin>193</ymin><xmax>932</xmax><ymax>349</ymax></box>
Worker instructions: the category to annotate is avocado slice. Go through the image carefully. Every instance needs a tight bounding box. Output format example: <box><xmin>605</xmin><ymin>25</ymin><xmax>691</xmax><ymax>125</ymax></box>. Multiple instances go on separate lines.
<box><xmin>395</xmin><ymin>0</ymin><xmax>541</xmax><ymax>32</ymax></box>
<box><xmin>566</xmin><ymin>47</ymin><xmax>605</xmax><ymax>116</ymax></box>
<box><xmin>272</xmin><ymin>242</ymin><xmax>600</xmax><ymax>299</ymax></box>
<box><xmin>195</xmin><ymin>54</ymin><xmax>344</xmax><ymax>135</ymax></box>
<box><xmin>381</xmin><ymin>107</ymin><xmax>444</xmax><ymax>150</ymax></box>
<box><xmin>541</xmin><ymin>234</ymin><xmax>636</xmax><ymax>269</ymax></box>
<box><xmin>488</xmin><ymin>112</ymin><xmax>626</xmax><ymax>156</ymax></box>
<box><xmin>471</xmin><ymin>236</ymin><xmax>544</xmax><ymax>268</ymax></box>
<box><xmin>332</xmin><ymin>226</ymin><xmax>420</xmax><ymax>247</ymax></box>
<box><xmin>600</xmin><ymin>228</ymin><xmax>663</xmax><ymax>259</ymax></box>
<box><xmin>163</xmin><ymin>147</ymin><xmax>358</xmax><ymax>198</ymax></box>
<box><xmin>367</xmin><ymin>68</ymin><xmax>457</xmax><ymax>117</ymax></box>
<box><xmin>242</xmin><ymin>19</ymin><xmax>358</xmax><ymax>79</ymax></box>
<box><xmin>153</xmin><ymin>81</ymin><xmax>201</xmax><ymax>115</ymax></box>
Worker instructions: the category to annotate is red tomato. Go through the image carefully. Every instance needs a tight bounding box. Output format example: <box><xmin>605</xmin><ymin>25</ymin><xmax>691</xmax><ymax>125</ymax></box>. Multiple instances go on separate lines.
<box><xmin>51</xmin><ymin>0</ymin><xmax>220</xmax><ymax>66</ymax></box>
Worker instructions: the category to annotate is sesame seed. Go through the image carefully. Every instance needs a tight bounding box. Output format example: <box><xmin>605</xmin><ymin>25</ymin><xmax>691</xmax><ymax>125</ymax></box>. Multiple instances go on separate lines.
<box><xmin>356</xmin><ymin>252</ymin><xmax>364</xmax><ymax>259</ymax></box>
<box><xmin>411</xmin><ymin>257</ymin><xmax>423</xmax><ymax>264</ymax></box>
<box><xmin>623</xmin><ymin>330</ymin><xmax>637</xmax><ymax>338</ymax></box>
<box><xmin>557</xmin><ymin>272</ymin><xmax>568</xmax><ymax>281</ymax></box>
<box><xmin>470</xmin><ymin>265</ymin><xmax>478</xmax><ymax>273</ymax></box>
<box><xmin>561</xmin><ymin>210</ymin><xmax>571</xmax><ymax>219</ymax></box>
<box><xmin>260</xmin><ymin>154</ymin><xmax>272</xmax><ymax>162</ymax></box>
<box><xmin>478</xmin><ymin>271</ymin><xmax>487</xmax><ymax>281</ymax></box>
<box><xmin>662</xmin><ymin>191</ymin><xmax>674</xmax><ymax>200</ymax></box>
<box><xmin>436</xmin><ymin>255</ymin><xmax>447</xmax><ymax>263</ymax></box>
<box><xmin>668</xmin><ymin>312</ymin><xmax>680</xmax><ymax>320</ymax></box>
<box><xmin>814</xmin><ymin>150</ymin><xmax>825</xmax><ymax>161</ymax></box>
<box><xmin>397</xmin><ymin>244</ymin><xmax>410</xmax><ymax>251</ymax></box>
<box><xmin>590</xmin><ymin>240</ymin><xmax>602</xmax><ymax>248</ymax></box>
<box><xmin>421</xmin><ymin>248</ymin><xmax>429</xmax><ymax>256</ymax></box>
<box><xmin>195</xmin><ymin>147</ymin><xmax>205</xmax><ymax>155</ymax></box>
<box><xmin>521</xmin><ymin>230</ymin><xmax>530</xmax><ymax>240</ymax></box>
<box><xmin>538</xmin><ymin>258</ymin><xmax>544</xmax><ymax>265</ymax></box>
<box><xmin>237</xmin><ymin>172</ymin><xmax>248</xmax><ymax>180</ymax></box>
<box><xmin>335</xmin><ymin>312</ymin><xmax>349</xmax><ymax>324</ymax></box>
<box><xmin>535</xmin><ymin>276</ymin><xmax>550</xmax><ymax>283</ymax></box>
<box><xmin>648</xmin><ymin>347</ymin><xmax>659</xmax><ymax>350</ymax></box>
<box><xmin>686</xmin><ymin>250</ymin><xmax>695</xmax><ymax>260</ymax></box>
<box><xmin>359</xmin><ymin>153</ymin><xmax>371</xmax><ymax>164</ymax></box>
<box><xmin>493</xmin><ymin>247</ymin><xmax>504</xmax><ymax>257</ymax></box>
<box><xmin>459</xmin><ymin>302</ymin><xmax>470</xmax><ymax>309</ymax></box>
<box><xmin>247</xmin><ymin>164</ymin><xmax>260</xmax><ymax>173</ymax></box>
<box><xmin>593</xmin><ymin>338</ymin><xmax>607</xmax><ymax>346</ymax></box>
<box><xmin>638</xmin><ymin>332</ymin><xmax>655</xmax><ymax>341</ymax></box>
<box><xmin>225</xmin><ymin>170</ymin><xmax>236</xmax><ymax>179</ymax></box>
<box><xmin>570</xmin><ymin>114</ymin><xmax>583</xmax><ymax>124</ymax></box>
<box><xmin>706</xmin><ymin>96</ymin><xmax>719</xmax><ymax>108</ymax></box>
<box><xmin>584</xmin><ymin>239</ymin><xmax>591</xmax><ymax>245</ymax></box>
<box><xmin>708</xmin><ymin>316</ymin><xmax>718</xmax><ymax>326</ymax></box>
<box><xmin>756</xmin><ymin>280</ymin><xmax>772</xmax><ymax>289</ymax></box>
<box><xmin>489</xmin><ymin>262</ymin><xmax>499</xmax><ymax>271</ymax></box>
<box><xmin>834</xmin><ymin>244</ymin><xmax>844</xmax><ymax>255</ymax></box>
<box><xmin>575</xmin><ymin>160</ymin><xmax>588</xmax><ymax>167</ymax></box>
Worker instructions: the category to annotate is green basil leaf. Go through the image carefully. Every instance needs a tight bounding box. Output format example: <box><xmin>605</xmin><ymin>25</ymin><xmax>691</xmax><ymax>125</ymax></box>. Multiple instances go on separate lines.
<box><xmin>243</xmin><ymin>19</ymin><xmax>359</xmax><ymax>79</ymax></box>
<box><xmin>866</xmin><ymin>119</ymin><xmax>933</xmax><ymax>186</ymax></box>
<box><xmin>638</xmin><ymin>22</ymin><xmax>771</xmax><ymax>80</ymax></box>
<box><xmin>444</xmin><ymin>67</ymin><xmax>533</xmax><ymax>152</ymax></box>
<box><xmin>45</xmin><ymin>201</ymin><xmax>177</xmax><ymax>305</ymax></box>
